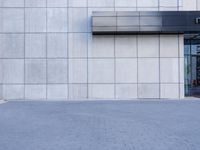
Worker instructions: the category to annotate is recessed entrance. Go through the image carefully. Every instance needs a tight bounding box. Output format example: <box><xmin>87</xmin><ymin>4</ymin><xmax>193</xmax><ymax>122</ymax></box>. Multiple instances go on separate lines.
<box><xmin>184</xmin><ymin>34</ymin><xmax>200</xmax><ymax>97</ymax></box>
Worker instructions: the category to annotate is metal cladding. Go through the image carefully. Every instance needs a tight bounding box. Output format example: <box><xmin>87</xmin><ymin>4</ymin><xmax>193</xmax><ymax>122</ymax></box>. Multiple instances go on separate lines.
<box><xmin>92</xmin><ymin>11</ymin><xmax>200</xmax><ymax>35</ymax></box>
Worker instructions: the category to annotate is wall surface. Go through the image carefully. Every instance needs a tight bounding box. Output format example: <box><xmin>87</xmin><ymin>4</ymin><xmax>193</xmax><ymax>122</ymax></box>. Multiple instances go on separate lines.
<box><xmin>0</xmin><ymin>59</ymin><xmax>2</xmax><ymax>100</ymax></box>
<box><xmin>0</xmin><ymin>0</ymin><xmax>195</xmax><ymax>100</ymax></box>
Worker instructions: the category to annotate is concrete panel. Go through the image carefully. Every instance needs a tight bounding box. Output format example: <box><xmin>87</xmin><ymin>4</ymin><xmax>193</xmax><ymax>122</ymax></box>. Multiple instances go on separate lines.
<box><xmin>69</xmin><ymin>84</ymin><xmax>87</xmax><ymax>99</ymax></box>
<box><xmin>179</xmin><ymin>34</ymin><xmax>184</xmax><ymax>58</ymax></box>
<box><xmin>160</xmin><ymin>58</ymin><xmax>179</xmax><ymax>83</ymax></box>
<box><xmin>179</xmin><ymin>0</ymin><xmax>183</xmax><ymax>7</ymax></box>
<box><xmin>69</xmin><ymin>8</ymin><xmax>88</xmax><ymax>32</ymax></box>
<box><xmin>116</xmin><ymin>58</ymin><xmax>137</xmax><ymax>83</ymax></box>
<box><xmin>68</xmin><ymin>33</ymin><xmax>88</xmax><ymax>58</ymax></box>
<box><xmin>116</xmin><ymin>84</ymin><xmax>137</xmax><ymax>99</ymax></box>
<box><xmin>182</xmin><ymin>0</ymin><xmax>196</xmax><ymax>10</ymax></box>
<box><xmin>138</xmin><ymin>84</ymin><xmax>159</xmax><ymax>99</ymax></box>
<box><xmin>0</xmin><ymin>59</ymin><xmax>2</xmax><ymax>84</ymax></box>
<box><xmin>0</xmin><ymin>34</ymin><xmax>24</xmax><ymax>58</ymax></box>
<box><xmin>25</xmin><ymin>8</ymin><xmax>46</xmax><ymax>32</ymax></box>
<box><xmin>0</xmin><ymin>85</ymin><xmax>2</xmax><ymax>100</ymax></box>
<box><xmin>25</xmin><ymin>59</ymin><xmax>46</xmax><ymax>84</ymax></box>
<box><xmin>0</xmin><ymin>8</ymin><xmax>24</xmax><ymax>32</ymax></box>
<box><xmin>138</xmin><ymin>35</ymin><xmax>159</xmax><ymax>57</ymax></box>
<box><xmin>180</xmin><ymin>84</ymin><xmax>185</xmax><ymax>99</ymax></box>
<box><xmin>0</xmin><ymin>59</ymin><xmax>2</xmax><ymax>99</ymax></box>
<box><xmin>115</xmin><ymin>35</ymin><xmax>137</xmax><ymax>58</ymax></box>
<box><xmin>3</xmin><ymin>85</ymin><xmax>24</xmax><ymax>100</ymax></box>
<box><xmin>47</xmin><ymin>8</ymin><xmax>68</xmax><ymax>32</ymax></box>
<box><xmin>159</xmin><ymin>7</ymin><xmax>178</xmax><ymax>11</ymax></box>
<box><xmin>25</xmin><ymin>85</ymin><xmax>46</xmax><ymax>100</ymax></box>
<box><xmin>115</xmin><ymin>8</ymin><xmax>137</xmax><ymax>11</ymax></box>
<box><xmin>25</xmin><ymin>34</ymin><xmax>46</xmax><ymax>58</ymax></box>
<box><xmin>47</xmin><ymin>59</ymin><xmax>68</xmax><ymax>84</ymax></box>
<box><xmin>198</xmin><ymin>0</ymin><xmax>200</xmax><ymax>10</ymax></box>
<box><xmin>160</xmin><ymin>0</ymin><xmax>178</xmax><ymax>7</ymax></box>
<box><xmin>69</xmin><ymin>59</ymin><xmax>87</xmax><ymax>83</ymax></box>
<box><xmin>0</xmin><ymin>0</ymin><xmax>24</xmax><ymax>7</ymax></box>
<box><xmin>89</xmin><ymin>84</ymin><xmax>114</xmax><ymax>99</ymax></box>
<box><xmin>161</xmin><ymin>84</ymin><xmax>179</xmax><ymax>99</ymax></box>
<box><xmin>88</xmin><ymin>0</ymin><xmax>114</xmax><ymax>7</ymax></box>
<box><xmin>47</xmin><ymin>0</ymin><xmax>68</xmax><ymax>7</ymax></box>
<box><xmin>138</xmin><ymin>58</ymin><xmax>159</xmax><ymax>83</ymax></box>
<box><xmin>137</xmin><ymin>0</ymin><xmax>158</xmax><ymax>7</ymax></box>
<box><xmin>88</xmin><ymin>35</ymin><xmax>114</xmax><ymax>58</ymax></box>
<box><xmin>115</xmin><ymin>0</ymin><xmax>136</xmax><ymax>7</ymax></box>
<box><xmin>137</xmin><ymin>7</ymin><xmax>159</xmax><ymax>11</ymax></box>
<box><xmin>47</xmin><ymin>33</ymin><xmax>68</xmax><ymax>58</ymax></box>
<box><xmin>3</xmin><ymin>59</ymin><xmax>24</xmax><ymax>84</ymax></box>
<box><xmin>89</xmin><ymin>59</ymin><xmax>114</xmax><ymax>83</ymax></box>
<box><xmin>160</xmin><ymin>35</ymin><xmax>179</xmax><ymax>57</ymax></box>
<box><xmin>47</xmin><ymin>84</ymin><xmax>68</xmax><ymax>100</ymax></box>
<box><xmin>68</xmin><ymin>0</ymin><xmax>87</xmax><ymax>7</ymax></box>
<box><xmin>25</xmin><ymin>0</ymin><xmax>46</xmax><ymax>7</ymax></box>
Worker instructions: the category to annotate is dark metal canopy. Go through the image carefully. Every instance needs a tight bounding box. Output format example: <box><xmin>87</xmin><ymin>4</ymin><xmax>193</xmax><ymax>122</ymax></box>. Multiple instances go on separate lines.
<box><xmin>92</xmin><ymin>11</ymin><xmax>200</xmax><ymax>35</ymax></box>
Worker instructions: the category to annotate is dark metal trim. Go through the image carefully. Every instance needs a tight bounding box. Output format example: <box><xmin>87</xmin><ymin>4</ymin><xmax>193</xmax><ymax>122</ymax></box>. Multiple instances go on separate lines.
<box><xmin>92</xmin><ymin>11</ymin><xmax>200</xmax><ymax>35</ymax></box>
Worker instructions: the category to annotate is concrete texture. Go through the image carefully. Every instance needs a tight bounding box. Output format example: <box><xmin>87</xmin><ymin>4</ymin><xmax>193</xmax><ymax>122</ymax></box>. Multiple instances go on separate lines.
<box><xmin>0</xmin><ymin>8</ymin><xmax>24</xmax><ymax>32</ymax></box>
<box><xmin>47</xmin><ymin>8</ymin><xmax>68</xmax><ymax>32</ymax></box>
<box><xmin>3</xmin><ymin>85</ymin><xmax>24</xmax><ymax>100</ymax></box>
<box><xmin>25</xmin><ymin>59</ymin><xmax>46</xmax><ymax>84</ymax></box>
<box><xmin>47</xmin><ymin>59</ymin><xmax>68</xmax><ymax>84</ymax></box>
<box><xmin>3</xmin><ymin>59</ymin><xmax>24</xmax><ymax>84</ymax></box>
<box><xmin>115</xmin><ymin>35</ymin><xmax>137</xmax><ymax>58</ymax></box>
<box><xmin>0</xmin><ymin>100</ymin><xmax>200</xmax><ymax>150</ymax></box>
<box><xmin>0</xmin><ymin>0</ymin><xmax>194</xmax><ymax>100</ymax></box>
<box><xmin>25</xmin><ymin>34</ymin><xmax>46</xmax><ymax>58</ymax></box>
<box><xmin>25</xmin><ymin>8</ymin><xmax>46</xmax><ymax>32</ymax></box>
<box><xmin>0</xmin><ymin>85</ymin><xmax>2</xmax><ymax>100</ymax></box>
<box><xmin>25</xmin><ymin>0</ymin><xmax>46</xmax><ymax>7</ymax></box>
<box><xmin>47</xmin><ymin>33</ymin><xmax>68</xmax><ymax>58</ymax></box>
<box><xmin>0</xmin><ymin>34</ymin><xmax>24</xmax><ymax>58</ymax></box>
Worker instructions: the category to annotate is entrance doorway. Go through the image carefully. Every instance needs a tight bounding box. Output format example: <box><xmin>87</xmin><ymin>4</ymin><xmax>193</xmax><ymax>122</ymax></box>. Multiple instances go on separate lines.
<box><xmin>184</xmin><ymin>36</ymin><xmax>200</xmax><ymax>97</ymax></box>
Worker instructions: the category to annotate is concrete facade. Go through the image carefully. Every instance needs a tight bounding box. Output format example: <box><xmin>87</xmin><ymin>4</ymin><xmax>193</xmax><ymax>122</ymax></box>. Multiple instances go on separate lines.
<box><xmin>0</xmin><ymin>0</ymin><xmax>197</xmax><ymax>100</ymax></box>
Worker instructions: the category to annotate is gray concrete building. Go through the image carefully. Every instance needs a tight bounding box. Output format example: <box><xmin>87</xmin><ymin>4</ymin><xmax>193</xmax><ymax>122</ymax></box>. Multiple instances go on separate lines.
<box><xmin>0</xmin><ymin>0</ymin><xmax>200</xmax><ymax>100</ymax></box>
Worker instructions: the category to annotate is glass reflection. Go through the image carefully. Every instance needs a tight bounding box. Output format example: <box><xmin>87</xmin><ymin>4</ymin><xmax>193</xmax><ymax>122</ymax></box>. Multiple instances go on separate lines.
<box><xmin>184</xmin><ymin>39</ymin><xmax>200</xmax><ymax>97</ymax></box>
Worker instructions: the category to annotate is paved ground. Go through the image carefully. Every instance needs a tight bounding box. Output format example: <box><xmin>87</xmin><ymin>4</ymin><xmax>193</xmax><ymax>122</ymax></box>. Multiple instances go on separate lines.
<box><xmin>0</xmin><ymin>100</ymin><xmax>200</xmax><ymax>150</ymax></box>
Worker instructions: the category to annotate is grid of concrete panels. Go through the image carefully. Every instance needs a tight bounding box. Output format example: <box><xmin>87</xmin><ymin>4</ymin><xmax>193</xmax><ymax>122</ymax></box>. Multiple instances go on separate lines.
<box><xmin>0</xmin><ymin>0</ymin><xmax>193</xmax><ymax>100</ymax></box>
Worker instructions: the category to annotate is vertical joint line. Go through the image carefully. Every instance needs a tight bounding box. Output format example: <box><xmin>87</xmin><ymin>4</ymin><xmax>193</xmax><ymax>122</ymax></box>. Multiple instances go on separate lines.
<box><xmin>114</xmin><ymin>0</ymin><xmax>115</xmax><ymax>11</ymax></box>
<box><xmin>136</xmin><ymin>0</ymin><xmax>138</xmax><ymax>11</ymax></box>
<box><xmin>87</xmin><ymin>0</ymin><xmax>89</xmax><ymax>99</ymax></box>
<box><xmin>24</xmin><ymin>0</ymin><xmax>26</xmax><ymax>99</ymax></box>
<box><xmin>114</xmin><ymin>10</ymin><xmax>117</xmax><ymax>99</ymax></box>
<box><xmin>46</xmin><ymin>0</ymin><xmax>48</xmax><ymax>100</ymax></box>
<box><xmin>159</xmin><ymin>34</ymin><xmax>161</xmax><ymax>99</ymax></box>
<box><xmin>178</xmin><ymin>34</ymin><xmax>181</xmax><ymax>99</ymax></box>
<box><xmin>177</xmin><ymin>0</ymin><xmax>179</xmax><ymax>10</ymax></box>
<box><xmin>67</xmin><ymin>0</ymin><xmax>69</xmax><ymax>99</ymax></box>
<box><xmin>114</xmin><ymin>35</ymin><xmax>116</xmax><ymax>99</ymax></box>
<box><xmin>136</xmin><ymin>34</ymin><xmax>139</xmax><ymax>99</ymax></box>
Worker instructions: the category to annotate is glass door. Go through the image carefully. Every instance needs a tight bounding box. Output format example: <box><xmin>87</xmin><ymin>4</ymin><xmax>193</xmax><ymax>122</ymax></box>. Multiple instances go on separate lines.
<box><xmin>184</xmin><ymin>39</ymin><xmax>200</xmax><ymax>97</ymax></box>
